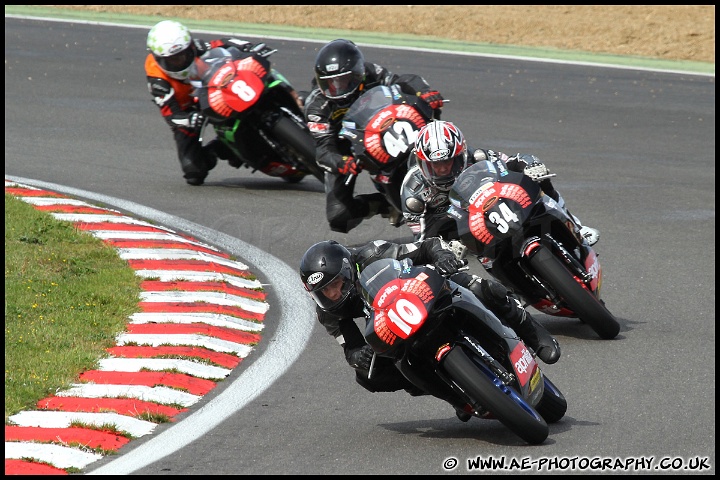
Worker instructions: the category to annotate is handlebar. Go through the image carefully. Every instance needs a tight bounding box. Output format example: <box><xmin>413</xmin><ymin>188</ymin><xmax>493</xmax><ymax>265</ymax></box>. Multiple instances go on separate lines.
<box><xmin>535</xmin><ymin>173</ymin><xmax>557</xmax><ymax>181</ymax></box>
<box><xmin>367</xmin><ymin>351</ymin><xmax>377</xmax><ymax>380</ymax></box>
<box><xmin>249</xmin><ymin>42</ymin><xmax>277</xmax><ymax>58</ymax></box>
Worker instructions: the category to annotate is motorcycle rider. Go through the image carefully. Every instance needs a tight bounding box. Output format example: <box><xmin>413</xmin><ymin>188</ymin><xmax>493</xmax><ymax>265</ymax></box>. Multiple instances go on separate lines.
<box><xmin>401</xmin><ymin>120</ymin><xmax>601</xmax><ymax>245</ymax></box>
<box><xmin>299</xmin><ymin>237</ymin><xmax>561</xmax><ymax>421</ymax></box>
<box><xmin>145</xmin><ymin>20</ymin><xmax>271</xmax><ymax>186</ymax></box>
<box><xmin>303</xmin><ymin>38</ymin><xmax>445</xmax><ymax>234</ymax></box>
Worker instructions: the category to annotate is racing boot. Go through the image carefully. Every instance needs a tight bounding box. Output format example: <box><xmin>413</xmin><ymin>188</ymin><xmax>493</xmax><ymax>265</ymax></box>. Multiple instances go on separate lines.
<box><xmin>364</xmin><ymin>194</ymin><xmax>392</xmax><ymax>219</ymax></box>
<box><xmin>206</xmin><ymin>139</ymin><xmax>244</xmax><ymax>168</ymax></box>
<box><xmin>370</xmin><ymin>196</ymin><xmax>405</xmax><ymax>227</ymax></box>
<box><xmin>471</xmin><ymin>277</ymin><xmax>561</xmax><ymax>364</ymax></box>
<box><xmin>509</xmin><ymin>308</ymin><xmax>562</xmax><ymax>365</ymax></box>
<box><xmin>539</xmin><ymin>181</ymin><xmax>600</xmax><ymax>247</ymax></box>
<box><xmin>384</xmin><ymin>206</ymin><xmax>406</xmax><ymax>227</ymax></box>
<box><xmin>454</xmin><ymin>405</ymin><xmax>473</xmax><ymax>422</ymax></box>
<box><xmin>568</xmin><ymin>210</ymin><xmax>600</xmax><ymax>246</ymax></box>
<box><xmin>579</xmin><ymin>225</ymin><xmax>600</xmax><ymax>246</ymax></box>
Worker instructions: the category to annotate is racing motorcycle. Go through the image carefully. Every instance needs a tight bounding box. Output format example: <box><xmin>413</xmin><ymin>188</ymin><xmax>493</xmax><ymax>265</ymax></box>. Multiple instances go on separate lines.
<box><xmin>446</xmin><ymin>159</ymin><xmax>620</xmax><ymax>339</ymax></box>
<box><xmin>191</xmin><ymin>45</ymin><xmax>325</xmax><ymax>183</ymax></box>
<box><xmin>338</xmin><ymin>84</ymin><xmax>439</xmax><ymax>212</ymax></box>
<box><xmin>359</xmin><ymin>257</ymin><xmax>567</xmax><ymax>445</ymax></box>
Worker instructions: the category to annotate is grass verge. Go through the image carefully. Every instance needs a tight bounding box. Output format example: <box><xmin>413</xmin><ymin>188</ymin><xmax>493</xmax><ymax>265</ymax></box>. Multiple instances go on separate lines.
<box><xmin>4</xmin><ymin>193</ymin><xmax>142</xmax><ymax>423</ymax></box>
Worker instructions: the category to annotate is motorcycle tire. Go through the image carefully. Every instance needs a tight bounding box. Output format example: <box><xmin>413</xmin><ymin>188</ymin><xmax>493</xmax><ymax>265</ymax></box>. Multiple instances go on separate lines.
<box><xmin>528</xmin><ymin>245</ymin><xmax>620</xmax><ymax>339</ymax></box>
<box><xmin>443</xmin><ymin>346</ymin><xmax>549</xmax><ymax>445</ymax></box>
<box><xmin>270</xmin><ymin>114</ymin><xmax>325</xmax><ymax>183</ymax></box>
<box><xmin>535</xmin><ymin>377</ymin><xmax>567</xmax><ymax>424</ymax></box>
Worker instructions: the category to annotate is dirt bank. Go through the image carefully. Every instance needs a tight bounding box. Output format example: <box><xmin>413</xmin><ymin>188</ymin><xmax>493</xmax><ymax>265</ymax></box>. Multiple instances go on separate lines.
<box><xmin>48</xmin><ymin>5</ymin><xmax>714</xmax><ymax>63</ymax></box>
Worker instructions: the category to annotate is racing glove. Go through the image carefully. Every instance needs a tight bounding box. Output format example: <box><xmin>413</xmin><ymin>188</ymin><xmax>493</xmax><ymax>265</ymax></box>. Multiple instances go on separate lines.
<box><xmin>524</xmin><ymin>161</ymin><xmax>552</xmax><ymax>182</ymax></box>
<box><xmin>510</xmin><ymin>153</ymin><xmax>540</xmax><ymax>169</ymax></box>
<box><xmin>172</xmin><ymin>111</ymin><xmax>205</xmax><ymax>132</ymax></box>
<box><xmin>226</xmin><ymin>38</ymin><xmax>252</xmax><ymax>50</ymax></box>
<box><xmin>434</xmin><ymin>256</ymin><xmax>467</xmax><ymax>276</ymax></box>
<box><xmin>337</xmin><ymin>155</ymin><xmax>362</xmax><ymax>176</ymax></box>
<box><xmin>188</xmin><ymin>112</ymin><xmax>205</xmax><ymax>129</ymax></box>
<box><xmin>419</xmin><ymin>90</ymin><xmax>444</xmax><ymax>110</ymax></box>
<box><xmin>347</xmin><ymin>345</ymin><xmax>374</xmax><ymax>370</ymax></box>
<box><xmin>248</xmin><ymin>42</ymin><xmax>276</xmax><ymax>58</ymax></box>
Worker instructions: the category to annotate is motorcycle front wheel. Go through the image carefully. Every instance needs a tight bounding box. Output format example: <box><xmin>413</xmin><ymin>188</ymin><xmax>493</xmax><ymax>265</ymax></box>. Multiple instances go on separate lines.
<box><xmin>528</xmin><ymin>245</ymin><xmax>620</xmax><ymax>339</ymax></box>
<box><xmin>443</xmin><ymin>346</ymin><xmax>549</xmax><ymax>445</ymax></box>
<box><xmin>270</xmin><ymin>114</ymin><xmax>325</xmax><ymax>183</ymax></box>
<box><xmin>535</xmin><ymin>377</ymin><xmax>567</xmax><ymax>423</ymax></box>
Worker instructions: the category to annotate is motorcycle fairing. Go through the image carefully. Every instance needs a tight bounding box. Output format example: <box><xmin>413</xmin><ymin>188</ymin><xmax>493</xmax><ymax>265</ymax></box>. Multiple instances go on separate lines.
<box><xmin>339</xmin><ymin>85</ymin><xmax>433</xmax><ymax>173</ymax></box>
<box><xmin>360</xmin><ymin>259</ymin><xmax>447</xmax><ymax>353</ymax></box>
<box><xmin>207</xmin><ymin>62</ymin><xmax>266</xmax><ymax>117</ymax></box>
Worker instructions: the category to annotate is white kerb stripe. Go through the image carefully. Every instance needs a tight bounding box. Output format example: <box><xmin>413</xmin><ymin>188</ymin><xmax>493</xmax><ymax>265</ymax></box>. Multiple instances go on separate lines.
<box><xmin>51</xmin><ymin>213</ymin><xmax>171</xmax><ymax>230</ymax></box>
<box><xmin>19</xmin><ymin>197</ymin><xmax>95</xmax><ymax>207</ymax></box>
<box><xmin>133</xmin><ymin>270</ymin><xmax>262</xmax><ymax>289</ymax></box>
<box><xmin>89</xmin><ymin>231</ymin><xmax>222</xmax><ymax>252</ymax></box>
<box><xmin>98</xmin><ymin>358</ymin><xmax>231</xmax><ymax>379</ymax></box>
<box><xmin>54</xmin><ymin>383</ymin><xmax>201</xmax><ymax>407</ymax></box>
<box><xmin>129</xmin><ymin>312</ymin><xmax>264</xmax><ymax>332</ymax></box>
<box><xmin>8</xmin><ymin>411</ymin><xmax>157</xmax><ymax>437</ymax></box>
<box><xmin>115</xmin><ymin>333</ymin><xmax>253</xmax><ymax>356</ymax></box>
<box><xmin>117</xmin><ymin>248</ymin><xmax>250</xmax><ymax>270</ymax></box>
<box><xmin>139</xmin><ymin>290</ymin><xmax>268</xmax><ymax>314</ymax></box>
<box><xmin>4</xmin><ymin>441</ymin><xmax>103</xmax><ymax>469</ymax></box>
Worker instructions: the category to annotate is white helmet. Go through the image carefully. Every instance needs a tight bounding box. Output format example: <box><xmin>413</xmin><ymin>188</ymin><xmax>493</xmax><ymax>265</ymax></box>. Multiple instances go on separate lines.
<box><xmin>147</xmin><ymin>20</ymin><xmax>196</xmax><ymax>80</ymax></box>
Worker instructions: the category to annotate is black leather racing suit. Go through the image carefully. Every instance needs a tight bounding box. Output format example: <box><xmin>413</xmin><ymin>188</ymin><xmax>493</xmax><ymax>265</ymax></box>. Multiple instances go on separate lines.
<box><xmin>314</xmin><ymin>237</ymin><xmax>532</xmax><ymax>396</ymax></box>
<box><xmin>304</xmin><ymin>63</ymin><xmax>439</xmax><ymax>233</ymax></box>
<box><xmin>401</xmin><ymin>148</ymin><xmax>566</xmax><ymax>240</ymax></box>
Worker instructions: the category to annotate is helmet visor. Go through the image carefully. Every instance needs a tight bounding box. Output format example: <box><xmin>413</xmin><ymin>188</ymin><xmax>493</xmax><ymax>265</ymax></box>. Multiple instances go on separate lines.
<box><xmin>318</xmin><ymin>71</ymin><xmax>361</xmax><ymax>99</ymax></box>
<box><xmin>426</xmin><ymin>159</ymin><xmax>455</xmax><ymax>178</ymax></box>
<box><xmin>307</xmin><ymin>261</ymin><xmax>355</xmax><ymax>310</ymax></box>
<box><xmin>419</xmin><ymin>153</ymin><xmax>467</xmax><ymax>189</ymax></box>
<box><xmin>156</xmin><ymin>47</ymin><xmax>195</xmax><ymax>73</ymax></box>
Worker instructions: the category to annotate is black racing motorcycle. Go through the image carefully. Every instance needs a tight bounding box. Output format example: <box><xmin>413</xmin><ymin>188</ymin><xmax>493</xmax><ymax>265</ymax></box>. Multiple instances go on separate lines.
<box><xmin>191</xmin><ymin>45</ymin><xmax>325</xmax><ymax>183</ymax></box>
<box><xmin>447</xmin><ymin>159</ymin><xmax>620</xmax><ymax>339</ymax></box>
<box><xmin>338</xmin><ymin>84</ymin><xmax>439</xmax><ymax>212</ymax></box>
<box><xmin>359</xmin><ymin>257</ymin><xmax>567</xmax><ymax>445</ymax></box>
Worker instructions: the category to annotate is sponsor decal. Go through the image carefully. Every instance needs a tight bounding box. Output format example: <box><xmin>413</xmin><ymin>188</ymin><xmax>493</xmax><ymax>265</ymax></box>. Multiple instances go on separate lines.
<box><xmin>373</xmin><ymin>310</ymin><xmax>397</xmax><ymax>346</ymax></box>
<box><xmin>330</xmin><ymin>108</ymin><xmax>349</xmax><ymax>120</ymax></box>
<box><xmin>209</xmin><ymin>64</ymin><xmax>235</xmax><ymax>87</ymax></box>
<box><xmin>427</xmin><ymin>192</ymin><xmax>448</xmax><ymax>208</ymax></box>
<box><xmin>510</xmin><ymin>343</ymin><xmax>537</xmax><ymax>386</ymax></box>
<box><xmin>376</xmin><ymin>283</ymin><xmax>399</xmax><ymax>308</ymax></box>
<box><xmin>371</xmin><ymin>110</ymin><xmax>393</xmax><ymax>130</ymax></box>
<box><xmin>307</xmin><ymin>272</ymin><xmax>324</xmax><ymax>285</ymax></box>
<box><xmin>307</xmin><ymin>122</ymin><xmax>329</xmax><ymax>134</ymax></box>
<box><xmin>429</xmin><ymin>148</ymin><xmax>450</xmax><ymax>160</ymax></box>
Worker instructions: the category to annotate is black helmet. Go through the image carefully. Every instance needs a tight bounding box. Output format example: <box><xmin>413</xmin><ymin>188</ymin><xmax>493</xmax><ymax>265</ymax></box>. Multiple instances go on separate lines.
<box><xmin>314</xmin><ymin>39</ymin><xmax>365</xmax><ymax>105</ymax></box>
<box><xmin>300</xmin><ymin>240</ymin><xmax>357</xmax><ymax>312</ymax></box>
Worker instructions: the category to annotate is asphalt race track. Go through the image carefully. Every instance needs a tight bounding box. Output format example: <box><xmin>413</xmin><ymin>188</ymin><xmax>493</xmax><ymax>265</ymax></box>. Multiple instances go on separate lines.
<box><xmin>4</xmin><ymin>13</ymin><xmax>715</xmax><ymax>475</ymax></box>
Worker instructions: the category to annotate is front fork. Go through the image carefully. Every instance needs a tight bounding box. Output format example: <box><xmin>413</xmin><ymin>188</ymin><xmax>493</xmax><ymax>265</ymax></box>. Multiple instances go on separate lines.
<box><xmin>521</xmin><ymin>235</ymin><xmax>592</xmax><ymax>286</ymax></box>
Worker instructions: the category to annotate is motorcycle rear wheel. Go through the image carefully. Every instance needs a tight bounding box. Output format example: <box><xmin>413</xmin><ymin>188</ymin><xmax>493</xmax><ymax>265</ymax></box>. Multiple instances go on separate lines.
<box><xmin>528</xmin><ymin>245</ymin><xmax>620</xmax><ymax>339</ymax></box>
<box><xmin>443</xmin><ymin>346</ymin><xmax>549</xmax><ymax>445</ymax></box>
<box><xmin>270</xmin><ymin>114</ymin><xmax>325</xmax><ymax>183</ymax></box>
